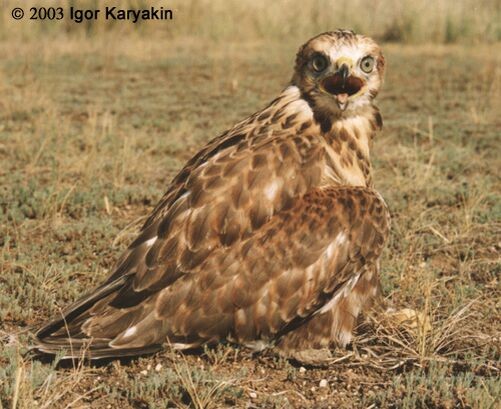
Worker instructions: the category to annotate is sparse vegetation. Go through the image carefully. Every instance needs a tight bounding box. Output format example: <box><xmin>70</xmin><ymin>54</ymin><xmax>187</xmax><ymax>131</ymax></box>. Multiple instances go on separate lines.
<box><xmin>0</xmin><ymin>1</ymin><xmax>500</xmax><ymax>408</ymax></box>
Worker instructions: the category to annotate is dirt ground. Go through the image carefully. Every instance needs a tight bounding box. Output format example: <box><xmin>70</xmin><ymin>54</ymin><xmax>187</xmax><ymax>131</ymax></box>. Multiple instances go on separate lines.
<box><xmin>0</xmin><ymin>33</ymin><xmax>500</xmax><ymax>408</ymax></box>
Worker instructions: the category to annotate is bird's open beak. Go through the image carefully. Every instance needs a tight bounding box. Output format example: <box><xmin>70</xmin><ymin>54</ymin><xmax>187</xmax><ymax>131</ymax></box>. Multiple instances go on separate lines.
<box><xmin>321</xmin><ymin>59</ymin><xmax>364</xmax><ymax>111</ymax></box>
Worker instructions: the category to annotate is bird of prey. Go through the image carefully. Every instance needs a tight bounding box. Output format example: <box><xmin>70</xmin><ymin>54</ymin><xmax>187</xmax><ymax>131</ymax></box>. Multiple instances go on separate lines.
<box><xmin>35</xmin><ymin>30</ymin><xmax>390</xmax><ymax>361</ymax></box>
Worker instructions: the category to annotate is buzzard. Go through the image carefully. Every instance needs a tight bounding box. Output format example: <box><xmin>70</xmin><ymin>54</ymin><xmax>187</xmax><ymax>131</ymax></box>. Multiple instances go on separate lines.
<box><xmin>35</xmin><ymin>30</ymin><xmax>390</xmax><ymax>361</ymax></box>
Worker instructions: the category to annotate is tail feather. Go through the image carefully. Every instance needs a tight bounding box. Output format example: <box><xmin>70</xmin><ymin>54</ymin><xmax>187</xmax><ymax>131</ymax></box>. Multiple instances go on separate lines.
<box><xmin>36</xmin><ymin>275</ymin><xmax>129</xmax><ymax>339</ymax></box>
<box><xmin>34</xmin><ymin>337</ymin><xmax>162</xmax><ymax>360</ymax></box>
<box><xmin>32</xmin><ymin>274</ymin><xmax>160</xmax><ymax>360</ymax></box>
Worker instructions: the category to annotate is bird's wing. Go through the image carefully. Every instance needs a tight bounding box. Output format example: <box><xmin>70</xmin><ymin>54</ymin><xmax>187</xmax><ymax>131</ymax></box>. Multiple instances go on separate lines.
<box><xmin>35</xmin><ymin>117</ymin><xmax>327</xmax><ymax>351</ymax></box>
<box><xmin>36</xmin><ymin>182</ymin><xmax>389</xmax><ymax>358</ymax></box>
<box><xmin>107</xmin><ymin>127</ymin><xmax>325</xmax><ymax>300</ymax></box>
<box><xmin>142</xmin><ymin>186</ymin><xmax>390</xmax><ymax>347</ymax></box>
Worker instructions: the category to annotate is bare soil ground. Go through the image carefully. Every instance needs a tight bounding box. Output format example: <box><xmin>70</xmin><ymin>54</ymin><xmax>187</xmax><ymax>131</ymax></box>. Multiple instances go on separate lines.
<box><xmin>0</xmin><ymin>36</ymin><xmax>500</xmax><ymax>408</ymax></box>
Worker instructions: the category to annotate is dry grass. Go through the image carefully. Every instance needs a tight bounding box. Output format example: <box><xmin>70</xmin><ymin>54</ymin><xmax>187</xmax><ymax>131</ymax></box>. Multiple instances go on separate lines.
<box><xmin>0</xmin><ymin>6</ymin><xmax>500</xmax><ymax>408</ymax></box>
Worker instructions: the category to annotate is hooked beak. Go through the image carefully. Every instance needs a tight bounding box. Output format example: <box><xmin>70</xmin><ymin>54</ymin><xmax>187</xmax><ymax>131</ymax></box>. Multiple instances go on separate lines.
<box><xmin>338</xmin><ymin>63</ymin><xmax>349</xmax><ymax>86</ymax></box>
<box><xmin>321</xmin><ymin>61</ymin><xmax>364</xmax><ymax>111</ymax></box>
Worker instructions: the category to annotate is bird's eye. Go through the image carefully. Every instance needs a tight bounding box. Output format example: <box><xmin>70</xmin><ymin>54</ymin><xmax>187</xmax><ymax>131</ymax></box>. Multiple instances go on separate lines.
<box><xmin>311</xmin><ymin>54</ymin><xmax>328</xmax><ymax>73</ymax></box>
<box><xmin>360</xmin><ymin>56</ymin><xmax>375</xmax><ymax>73</ymax></box>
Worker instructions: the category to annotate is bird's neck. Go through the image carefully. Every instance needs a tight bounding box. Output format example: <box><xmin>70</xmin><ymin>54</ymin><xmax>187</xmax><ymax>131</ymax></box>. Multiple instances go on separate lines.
<box><xmin>321</xmin><ymin>110</ymin><xmax>381</xmax><ymax>187</ymax></box>
<box><xmin>286</xmin><ymin>85</ymin><xmax>382</xmax><ymax>188</ymax></box>
<box><xmin>254</xmin><ymin>85</ymin><xmax>382</xmax><ymax>187</ymax></box>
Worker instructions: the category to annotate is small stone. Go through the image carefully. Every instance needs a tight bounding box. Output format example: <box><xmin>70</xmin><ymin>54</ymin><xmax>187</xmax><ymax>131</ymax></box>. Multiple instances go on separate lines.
<box><xmin>146</xmin><ymin>364</ymin><xmax>152</xmax><ymax>371</ymax></box>
<box><xmin>249</xmin><ymin>391</ymin><xmax>257</xmax><ymax>399</ymax></box>
<box><xmin>299</xmin><ymin>366</ymin><xmax>306</xmax><ymax>373</ymax></box>
<box><xmin>140</xmin><ymin>370</ymin><xmax>147</xmax><ymax>375</ymax></box>
<box><xmin>319</xmin><ymin>379</ymin><xmax>328</xmax><ymax>388</ymax></box>
<box><xmin>155</xmin><ymin>363</ymin><xmax>163</xmax><ymax>372</ymax></box>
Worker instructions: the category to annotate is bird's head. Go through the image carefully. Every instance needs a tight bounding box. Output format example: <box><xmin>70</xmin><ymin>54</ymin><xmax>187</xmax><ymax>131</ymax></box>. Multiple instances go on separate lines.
<box><xmin>292</xmin><ymin>30</ymin><xmax>385</xmax><ymax>115</ymax></box>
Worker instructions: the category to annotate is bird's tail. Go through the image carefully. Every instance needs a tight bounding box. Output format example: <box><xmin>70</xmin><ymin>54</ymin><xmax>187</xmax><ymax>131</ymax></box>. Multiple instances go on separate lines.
<box><xmin>33</xmin><ymin>275</ymin><xmax>162</xmax><ymax>360</ymax></box>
